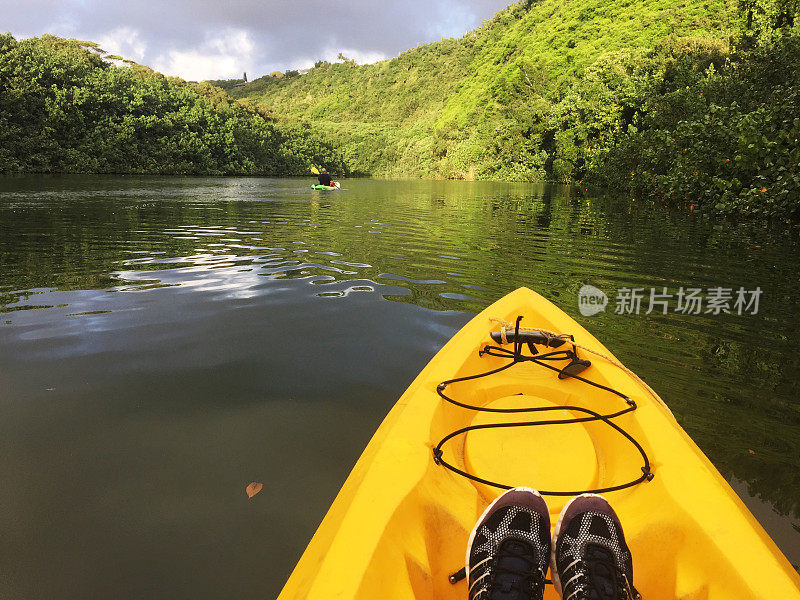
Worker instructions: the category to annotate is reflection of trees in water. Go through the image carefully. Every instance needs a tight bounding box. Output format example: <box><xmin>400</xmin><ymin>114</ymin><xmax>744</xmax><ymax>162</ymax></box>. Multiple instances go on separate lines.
<box><xmin>1</xmin><ymin>177</ymin><xmax>799</xmax><ymax>520</ymax></box>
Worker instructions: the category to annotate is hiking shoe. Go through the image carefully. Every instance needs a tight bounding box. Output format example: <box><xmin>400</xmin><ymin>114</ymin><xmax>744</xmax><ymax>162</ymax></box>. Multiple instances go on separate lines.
<box><xmin>466</xmin><ymin>487</ymin><xmax>550</xmax><ymax>600</ymax></box>
<box><xmin>551</xmin><ymin>494</ymin><xmax>640</xmax><ymax>600</ymax></box>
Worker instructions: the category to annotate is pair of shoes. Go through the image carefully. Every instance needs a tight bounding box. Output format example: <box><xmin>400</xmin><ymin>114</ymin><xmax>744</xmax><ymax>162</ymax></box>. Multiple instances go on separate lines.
<box><xmin>466</xmin><ymin>488</ymin><xmax>639</xmax><ymax>600</ymax></box>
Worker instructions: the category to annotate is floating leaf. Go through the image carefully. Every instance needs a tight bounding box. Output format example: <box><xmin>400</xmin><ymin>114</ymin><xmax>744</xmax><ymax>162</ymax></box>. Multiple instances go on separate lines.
<box><xmin>246</xmin><ymin>482</ymin><xmax>263</xmax><ymax>498</ymax></box>
<box><xmin>748</xmin><ymin>449</ymin><xmax>755</xmax><ymax>455</ymax></box>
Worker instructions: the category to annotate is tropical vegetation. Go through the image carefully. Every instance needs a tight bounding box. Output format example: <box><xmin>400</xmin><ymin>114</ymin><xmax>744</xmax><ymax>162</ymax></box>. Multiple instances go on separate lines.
<box><xmin>233</xmin><ymin>0</ymin><xmax>799</xmax><ymax>219</ymax></box>
<box><xmin>1</xmin><ymin>0</ymin><xmax>799</xmax><ymax>218</ymax></box>
<box><xmin>0</xmin><ymin>34</ymin><xmax>345</xmax><ymax>175</ymax></box>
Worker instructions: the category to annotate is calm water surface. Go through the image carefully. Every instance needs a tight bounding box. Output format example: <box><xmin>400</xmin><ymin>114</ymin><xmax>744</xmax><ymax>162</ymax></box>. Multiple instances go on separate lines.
<box><xmin>1</xmin><ymin>176</ymin><xmax>799</xmax><ymax>598</ymax></box>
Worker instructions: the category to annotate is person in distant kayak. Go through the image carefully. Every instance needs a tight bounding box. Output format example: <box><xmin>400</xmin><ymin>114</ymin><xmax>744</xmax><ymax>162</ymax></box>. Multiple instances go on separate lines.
<box><xmin>317</xmin><ymin>168</ymin><xmax>333</xmax><ymax>187</ymax></box>
<box><xmin>467</xmin><ymin>488</ymin><xmax>639</xmax><ymax>600</ymax></box>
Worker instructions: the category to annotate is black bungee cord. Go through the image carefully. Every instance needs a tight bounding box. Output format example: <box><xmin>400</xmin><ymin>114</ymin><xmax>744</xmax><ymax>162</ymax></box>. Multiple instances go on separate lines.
<box><xmin>432</xmin><ymin>315</ymin><xmax>654</xmax><ymax>496</ymax></box>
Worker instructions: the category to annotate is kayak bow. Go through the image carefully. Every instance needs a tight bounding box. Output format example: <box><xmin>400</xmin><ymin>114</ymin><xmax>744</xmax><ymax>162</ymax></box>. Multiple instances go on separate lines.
<box><xmin>277</xmin><ymin>288</ymin><xmax>800</xmax><ymax>600</ymax></box>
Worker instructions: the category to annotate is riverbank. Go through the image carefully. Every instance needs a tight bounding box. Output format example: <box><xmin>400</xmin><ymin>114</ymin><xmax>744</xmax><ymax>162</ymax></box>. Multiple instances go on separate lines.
<box><xmin>2</xmin><ymin>5</ymin><xmax>798</xmax><ymax>219</ymax></box>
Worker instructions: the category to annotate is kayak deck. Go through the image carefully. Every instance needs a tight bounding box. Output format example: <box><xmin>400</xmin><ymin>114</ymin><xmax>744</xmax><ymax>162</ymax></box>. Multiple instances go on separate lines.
<box><xmin>278</xmin><ymin>288</ymin><xmax>800</xmax><ymax>600</ymax></box>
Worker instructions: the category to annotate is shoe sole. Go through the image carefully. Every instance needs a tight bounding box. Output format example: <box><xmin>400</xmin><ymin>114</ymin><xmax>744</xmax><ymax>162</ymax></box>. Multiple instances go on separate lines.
<box><xmin>550</xmin><ymin>493</ymin><xmax>604</xmax><ymax>598</ymax></box>
<box><xmin>464</xmin><ymin>486</ymin><xmax>541</xmax><ymax>576</ymax></box>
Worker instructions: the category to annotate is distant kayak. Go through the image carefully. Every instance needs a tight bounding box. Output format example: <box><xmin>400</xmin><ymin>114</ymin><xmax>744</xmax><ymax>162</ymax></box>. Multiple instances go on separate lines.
<box><xmin>311</xmin><ymin>182</ymin><xmax>341</xmax><ymax>191</ymax></box>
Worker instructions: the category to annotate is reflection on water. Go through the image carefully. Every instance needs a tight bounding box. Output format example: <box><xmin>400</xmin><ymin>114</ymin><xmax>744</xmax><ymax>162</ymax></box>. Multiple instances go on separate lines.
<box><xmin>0</xmin><ymin>175</ymin><xmax>798</xmax><ymax>598</ymax></box>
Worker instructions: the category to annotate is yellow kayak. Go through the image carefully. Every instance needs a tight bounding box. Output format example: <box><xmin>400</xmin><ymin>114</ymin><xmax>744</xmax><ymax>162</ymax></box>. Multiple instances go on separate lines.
<box><xmin>278</xmin><ymin>288</ymin><xmax>800</xmax><ymax>599</ymax></box>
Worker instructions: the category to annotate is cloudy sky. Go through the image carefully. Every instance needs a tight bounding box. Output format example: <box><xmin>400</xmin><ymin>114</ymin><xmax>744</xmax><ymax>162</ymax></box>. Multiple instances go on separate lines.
<box><xmin>3</xmin><ymin>0</ymin><xmax>513</xmax><ymax>80</ymax></box>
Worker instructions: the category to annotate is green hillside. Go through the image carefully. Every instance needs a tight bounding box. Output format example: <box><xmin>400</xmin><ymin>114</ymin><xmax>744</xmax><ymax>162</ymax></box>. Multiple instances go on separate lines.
<box><xmin>234</xmin><ymin>0</ymin><xmax>799</xmax><ymax>220</ymax></box>
<box><xmin>234</xmin><ymin>0</ymin><xmax>736</xmax><ymax>180</ymax></box>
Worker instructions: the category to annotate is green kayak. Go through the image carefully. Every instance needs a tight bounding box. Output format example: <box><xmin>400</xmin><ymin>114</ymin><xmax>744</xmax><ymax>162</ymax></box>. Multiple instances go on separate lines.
<box><xmin>311</xmin><ymin>182</ymin><xmax>340</xmax><ymax>191</ymax></box>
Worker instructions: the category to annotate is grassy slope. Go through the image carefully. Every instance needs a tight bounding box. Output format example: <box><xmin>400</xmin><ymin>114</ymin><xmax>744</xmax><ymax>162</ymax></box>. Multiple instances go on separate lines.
<box><xmin>233</xmin><ymin>0</ymin><xmax>737</xmax><ymax>179</ymax></box>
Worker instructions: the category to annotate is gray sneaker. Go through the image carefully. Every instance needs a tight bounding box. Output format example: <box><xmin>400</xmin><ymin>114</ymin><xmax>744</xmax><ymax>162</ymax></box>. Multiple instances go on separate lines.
<box><xmin>551</xmin><ymin>494</ymin><xmax>640</xmax><ymax>600</ymax></box>
<box><xmin>466</xmin><ymin>487</ymin><xmax>551</xmax><ymax>600</ymax></box>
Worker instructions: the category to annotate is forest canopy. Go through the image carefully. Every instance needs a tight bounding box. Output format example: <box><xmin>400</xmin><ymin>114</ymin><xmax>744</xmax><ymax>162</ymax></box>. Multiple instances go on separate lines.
<box><xmin>0</xmin><ymin>34</ymin><xmax>345</xmax><ymax>175</ymax></box>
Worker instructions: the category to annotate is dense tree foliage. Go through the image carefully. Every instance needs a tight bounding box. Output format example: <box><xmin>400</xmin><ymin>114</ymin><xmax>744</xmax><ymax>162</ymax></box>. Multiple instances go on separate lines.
<box><xmin>583</xmin><ymin>32</ymin><xmax>800</xmax><ymax>219</ymax></box>
<box><xmin>233</xmin><ymin>0</ymin><xmax>736</xmax><ymax>180</ymax></box>
<box><xmin>0</xmin><ymin>34</ymin><xmax>345</xmax><ymax>175</ymax></box>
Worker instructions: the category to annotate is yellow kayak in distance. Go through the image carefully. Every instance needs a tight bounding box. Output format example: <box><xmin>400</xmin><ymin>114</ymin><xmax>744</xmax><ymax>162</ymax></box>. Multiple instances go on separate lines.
<box><xmin>277</xmin><ymin>287</ymin><xmax>800</xmax><ymax>600</ymax></box>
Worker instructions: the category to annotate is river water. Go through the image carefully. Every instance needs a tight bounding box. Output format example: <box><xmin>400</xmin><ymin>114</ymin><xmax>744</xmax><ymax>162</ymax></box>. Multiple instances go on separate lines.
<box><xmin>1</xmin><ymin>176</ymin><xmax>798</xmax><ymax>598</ymax></box>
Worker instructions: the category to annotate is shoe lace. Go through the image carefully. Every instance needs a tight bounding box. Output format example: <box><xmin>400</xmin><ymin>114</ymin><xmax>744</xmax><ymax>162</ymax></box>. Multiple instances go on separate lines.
<box><xmin>486</xmin><ymin>541</ymin><xmax>545</xmax><ymax>600</ymax></box>
<box><xmin>563</xmin><ymin>546</ymin><xmax>641</xmax><ymax>600</ymax></box>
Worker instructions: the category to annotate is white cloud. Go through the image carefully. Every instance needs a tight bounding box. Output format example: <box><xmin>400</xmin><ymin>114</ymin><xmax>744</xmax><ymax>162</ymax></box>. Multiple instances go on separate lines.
<box><xmin>151</xmin><ymin>28</ymin><xmax>255</xmax><ymax>81</ymax></box>
<box><xmin>4</xmin><ymin>0</ymin><xmax>513</xmax><ymax>80</ymax></box>
<box><xmin>96</xmin><ymin>27</ymin><xmax>147</xmax><ymax>62</ymax></box>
